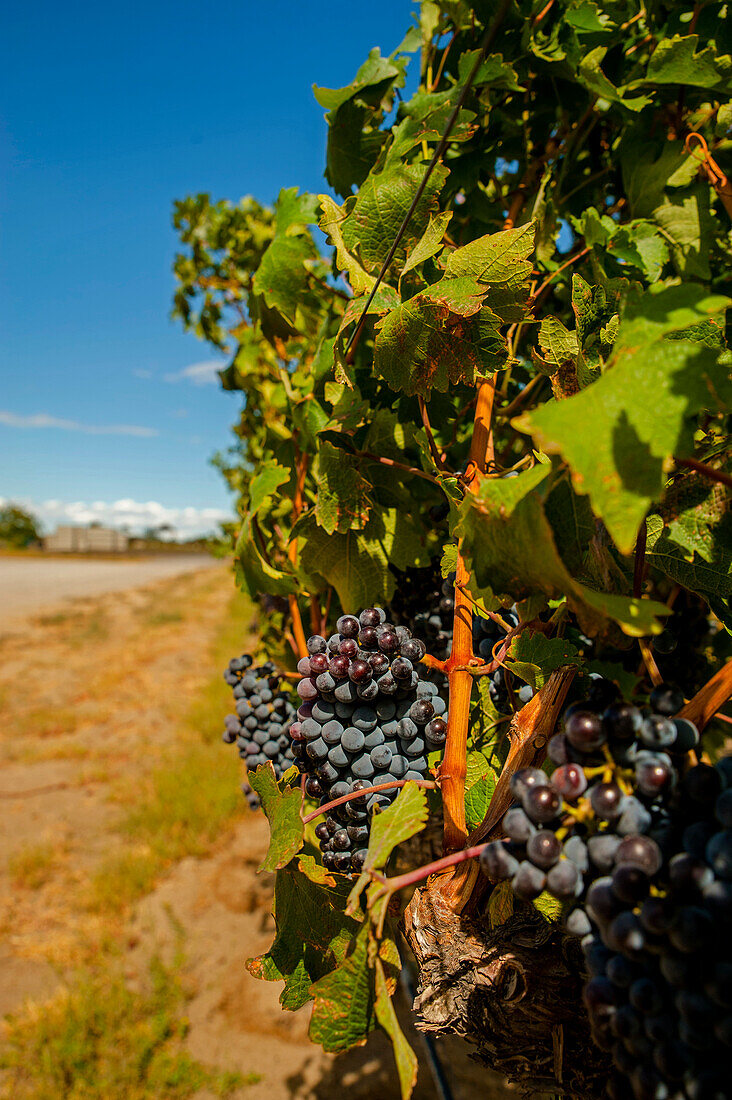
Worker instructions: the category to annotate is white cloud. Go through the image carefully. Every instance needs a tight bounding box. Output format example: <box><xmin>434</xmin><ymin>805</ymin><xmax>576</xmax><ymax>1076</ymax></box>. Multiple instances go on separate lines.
<box><xmin>163</xmin><ymin>360</ymin><xmax>224</xmax><ymax>385</ymax></box>
<box><xmin>1</xmin><ymin>497</ymin><xmax>232</xmax><ymax>539</ymax></box>
<box><xmin>0</xmin><ymin>411</ymin><xmax>158</xmax><ymax>437</ymax></box>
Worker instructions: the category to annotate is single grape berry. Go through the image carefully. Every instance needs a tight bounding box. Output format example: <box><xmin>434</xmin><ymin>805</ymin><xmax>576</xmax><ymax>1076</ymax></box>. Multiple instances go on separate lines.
<box><xmin>523</xmin><ymin>784</ymin><xmax>562</xmax><ymax>824</ymax></box>
<box><xmin>337</xmin><ymin>615</ymin><xmax>360</xmax><ymax>638</ymax></box>
<box><xmin>565</xmin><ymin>709</ymin><xmax>606</xmax><ymax>752</ymax></box>
<box><xmin>527</xmin><ymin>830</ymin><xmax>562</xmax><ymax>869</ymax></box>
<box><xmin>590</xmin><ymin>782</ymin><xmax>625</xmax><ymax>821</ymax></box>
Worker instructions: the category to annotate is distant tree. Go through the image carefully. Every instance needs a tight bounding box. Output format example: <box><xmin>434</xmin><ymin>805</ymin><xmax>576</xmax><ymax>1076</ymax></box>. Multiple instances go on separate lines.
<box><xmin>0</xmin><ymin>504</ymin><xmax>41</xmax><ymax>548</ymax></box>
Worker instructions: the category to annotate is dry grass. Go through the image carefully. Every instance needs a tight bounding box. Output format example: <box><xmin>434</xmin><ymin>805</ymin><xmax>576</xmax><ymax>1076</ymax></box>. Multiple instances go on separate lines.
<box><xmin>8</xmin><ymin>843</ymin><xmax>62</xmax><ymax>890</ymax></box>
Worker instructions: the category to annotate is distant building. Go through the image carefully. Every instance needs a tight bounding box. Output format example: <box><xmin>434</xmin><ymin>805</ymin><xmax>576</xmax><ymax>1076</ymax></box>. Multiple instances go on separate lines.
<box><xmin>44</xmin><ymin>525</ymin><xmax>129</xmax><ymax>552</ymax></box>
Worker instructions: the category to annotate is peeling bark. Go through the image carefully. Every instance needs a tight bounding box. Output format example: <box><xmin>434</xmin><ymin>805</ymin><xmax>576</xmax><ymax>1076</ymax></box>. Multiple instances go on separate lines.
<box><xmin>404</xmin><ymin>884</ymin><xmax>611</xmax><ymax>1098</ymax></box>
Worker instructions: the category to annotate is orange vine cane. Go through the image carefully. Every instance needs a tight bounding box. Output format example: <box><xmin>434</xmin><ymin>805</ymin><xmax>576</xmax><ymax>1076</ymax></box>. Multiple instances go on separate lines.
<box><xmin>439</xmin><ymin>377</ymin><xmax>497</xmax><ymax>856</ymax></box>
<box><xmin>685</xmin><ymin>132</ymin><xmax>732</xmax><ymax>220</ymax></box>
<box><xmin>287</xmin><ymin>448</ymin><xmax>309</xmax><ymax>659</ymax></box>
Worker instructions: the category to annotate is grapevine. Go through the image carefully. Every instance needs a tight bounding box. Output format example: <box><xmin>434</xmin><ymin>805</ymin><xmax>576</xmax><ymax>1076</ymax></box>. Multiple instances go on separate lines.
<box><xmin>174</xmin><ymin>2</ymin><xmax>732</xmax><ymax>1097</ymax></box>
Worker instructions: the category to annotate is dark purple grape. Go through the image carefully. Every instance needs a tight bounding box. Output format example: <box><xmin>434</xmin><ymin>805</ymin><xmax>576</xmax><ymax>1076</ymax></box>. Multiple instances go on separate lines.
<box><xmin>348</xmin><ymin>659</ymin><xmax>372</xmax><ymax>684</ymax></box>
<box><xmin>590</xmin><ymin>782</ymin><xmax>625</xmax><ymax>820</ymax></box>
<box><xmin>640</xmin><ymin>714</ymin><xmax>677</xmax><ymax>750</ymax></box>
<box><xmin>716</xmin><ymin>789</ymin><xmax>732</xmax><ymax>829</ymax></box>
<box><xmin>547</xmin><ymin>734</ymin><xmax>571</xmax><ymax>764</ymax></box>
<box><xmin>308</xmin><ymin>652</ymin><xmax>329</xmax><ymax>675</ymax></box>
<box><xmin>612</xmin><ymin>864</ymin><xmax>650</xmax><ymax>905</ymax></box>
<box><xmin>636</xmin><ymin>758</ymin><xmax>673</xmax><ymax>798</ymax></box>
<box><xmin>378</xmin><ymin>630</ymin><xmax>400</xmax><ymax>653</ymax></box>
<box><xmin>683</xmin><ymin>764</ymin><xmax>722</xmax><ymax>804</ymax></box>
<box><xmin>305</xmin><ymin>776</ymin><xmax>323</xmax><ymax>798</ymax></box>
<box><xmin>668</xmin><ymin>906</ymin><xmax>714</xmax><ymax>953</ymax></box>
<box><xmin>357</xmin><ymin>627</ymin><xmax>378</xmax><ymax>648</ymax></box>
<box><xmin>479</xmin><ymin>841</ymin><xmax>519</xmax><ymax>881</ymax></box>
<box><xmin>649</xmin><ymin>683</ymin><xmax>684</xmax><ymax>715</ymax></box>
<box><xmin>706</xmin><ymin>830</ymin><xmax>732</xmax><ymax>879</ymax></box>
<box><xmin>522</xmin><ymin>784</ymin><xmax>562</xmax><ymax>824</ymax></box>
<box><xmin>587</xmin><ymin>878</ymin><xmax>623</xmax><ymax>924</ymax></box>
<box><xmin>565</xmin><ymin>908</ymin><xmax>592</xmax><ymax>936</ymax></box>
<box><xmin>607</xmin><ymin>911</ymin><xmax>645</xmax><ymax>954</ymax></box>
<box><xmin>552</xmin><ymin>763</ymin><xmax>588</xmax><ymax>800</ymax></box>
<box><xmin>503</xmin><ymin>806</ymin><xmax>535</xmax><ymax>842</ymax></box>
<box><xmin>400</xmin><ymin>638</ymin><xmax>426</xmax><ymax>662</ymax></box>
<box><xmin>603</xmin><ymin>702</ymin><xmax>642</xmax><ymax>742</ymax></box>
<box><xmin>546</xmin><ymin>859</ymin><xmax>580</xmax><ymax>899</ymax></box>
<box><xmin>359</xmin><ymin>608</ymin><xmax>381</xmax><ymax>628</ymax></box>
<box><xmin>509</xmin><ymin>767</ymin><xmax>550</xmax><ymax>799</ymax></box>
<box><xmin>306</xmin><ymin>635</ymin><xmax>327</xmax><ymax>655</ymax></box>
<box><xmin>526</xmin><ymin>830</ymin><xmax>562</xmax><ymax>869</ymax></box>
<box><xmin>512</xmin><ymin>860</ymin><xmax>547</xmax><ymax>899</ymax></box>
<box><xmin>670</xmin><ymin>717</ymin><xmax>699</xmax><ymax>753</ymax></box>
<box><xmin>336</xmin><ymin>615</ymin><xmax>360</xmax><ymax>638</ymax></box>
<box><xmin>588</xmin><ymin>834</ymin><xmax>621</xmax><ymax>872</ymax></box>
<box><xmin>615</xmin><ymin>835</ymin><xmax>662</xmax><ymax>875</ymax></box>
<box><xmin>565</xmin><ymin>709</ymin><xmax>605</xmax><ymax>751</ymax></box>
<box><xmin>409</xmin><ymin>699</ymin><xmax>435</xmax><ymax>725</ymax></box>
<box><xmin>391</xmin><ymin>657</ymin><xmax>413</xmax><ymax>680</ymax></box>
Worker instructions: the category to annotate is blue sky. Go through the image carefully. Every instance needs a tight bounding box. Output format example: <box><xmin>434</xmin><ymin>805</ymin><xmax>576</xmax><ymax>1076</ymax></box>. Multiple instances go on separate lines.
<box><xmin>0</xmin><ymin>0</ymin><xmax>417</xmax><ymax>535</ymax></box>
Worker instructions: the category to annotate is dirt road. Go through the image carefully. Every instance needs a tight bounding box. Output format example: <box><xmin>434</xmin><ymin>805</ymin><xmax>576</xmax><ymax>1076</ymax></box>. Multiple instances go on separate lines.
<box><xmin>0</xmin><ymin>553</ymin><xmax>222</xmax><ymax>621</ymax></box>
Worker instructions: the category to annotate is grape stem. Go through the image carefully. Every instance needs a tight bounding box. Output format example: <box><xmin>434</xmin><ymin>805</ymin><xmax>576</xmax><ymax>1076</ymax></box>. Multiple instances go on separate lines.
<box><xmin>371</xmin><ymin>843</ymin><xmax>487</xmax><ymax>895</ymax></box>
<box><xmin>678</xmin><ymin>658</ymin><xmax>732</xmax><ymax>733</ymax></box>
<box><xmin>301</xmin><ymin>779</ymin><xmax>437</xmax><ymax>824</ymax></box>
<box><xmin>287</xmin><ymin>447</ymin><xmax>309</xmax><ymax>659</ymax></box>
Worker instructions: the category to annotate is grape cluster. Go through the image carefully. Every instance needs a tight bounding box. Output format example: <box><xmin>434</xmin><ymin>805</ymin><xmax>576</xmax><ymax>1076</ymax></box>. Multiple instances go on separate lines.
<box><xmin>582</xmin><ymin>757</ymin><xmax>732</xmax><ymax>1100</ymax></box>
<box><xmin>651</xmin><ymin>592</ymin><xmax>718</xmax><ymax>697</ymax></box>
<box><xmin>291</xmin><ymin>609</ymin><xmax>448</xmax><ymax>874</ymax></box>
<box><xmin>388</xmin><ymin>565</ymin><xmax>454</xmax><ymax>667</ymax></box>
<box><xmin>480</xmin><ymin>677</ymin><xmax>732</xmax><ymax>1098</ymax></box>
<box><xmin>222</xmin><ymin>655</ymin><xmax>297</xmax><ymax>808</ymax></box>
<box><xmin>388</xmin><ymin>562</ymin><xmax>535</xmax><ymax>713</ymax></box>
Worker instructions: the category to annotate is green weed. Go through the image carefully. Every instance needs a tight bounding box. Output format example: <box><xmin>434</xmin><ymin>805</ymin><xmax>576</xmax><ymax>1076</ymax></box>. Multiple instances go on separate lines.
<box><xmin>0</xmin><ymin>952</ymin><xmax>257</xmax><ymax>1099</ymax></box>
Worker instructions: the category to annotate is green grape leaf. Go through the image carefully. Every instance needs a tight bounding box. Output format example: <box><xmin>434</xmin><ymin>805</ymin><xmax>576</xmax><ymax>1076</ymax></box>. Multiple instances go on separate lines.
<box><xmin>314</xmin><ymin>49</ymin><xmax>405</xmax><ymax>197</ymax></box>
<box><xmin>247</xmin><ymin>857</ymin><xmax>358</xmax><ymax>1011</ymax></box>
<box><xmin>341</xmin><ymin>162</ymin><xmax>448</xmax><ymax>275</ymax></box>
<box><xmin>309</xmin><ymin>922</ymin><xmax>376</xmax><ymax>1051</ymax></box>
<box><xmin>516</xmin><ymin>286</ymin><xmax>731</xmax><ymax>553</ymax></box>
<box><xmin>536</xmin><ymin>316</ymin><xmax>578</xmax><ymax>373</ymax></box>
<box><xmin>319</xmin><ymin>194</ymin><xmax>376</xmax><ymax>296</ymax></box>
<box><xmin>646</xmin><ymin>497</ymin><xmax>732</xmax><ymax>602</ymax></box>
<box><xmin>641</xmin><ymin>34</ymin><xmax>732</xmax><ymax>90</ymax></box>
<box><xmin>457</xmin><ymin>464</ymin><xmax>668</xmax><ymax>636</ymax></box>
<box><xmin>533</xmin><ymin>891</ymin><xmax>563</xmax><ymax>923</ymax></box>
<box><xmin>578</xmin><ymin>46</ymin><xmax>652</xmax><ymax>111</ymax></box>
<box><xmin>445</xmin><ymin>222</ymin><xmax>535</xmax><ymax>287</ymax></box>
<box><xmin>488</xmin><ymin>880</ymin><xmax>514</xmax><ymax>928</ymax></box>
<box><xmin>235</xmin><ymin>516</ymin><xmax>298</xmax><ymax>599</ymax></box>
<box><xmin>465</xmin><ymin>750</ymin><xmax>498</xmax><ymax>831</ymax></box>
<box><xmin>505</xmin><ymin>631</ymin><xmax>582</xmax><ymax>690</ymax></box>
<box><xmin>374</xmin><ymin>958</ymin><xmax>418</xmax><ymax>1100</ymax></box>
<box><xmin>401</xmin><ymin>210</ymin><xmax>452</xmax><ymax>276</ymax></box>
<box><xmin>374</xmin><ymin>277</ymin><xmax>505</xmax><ymax>394</ymax></box>
<box><xmin>249</xmin><ymin>763</ymin><xmax>305</xmax><ymax>872</ymax></box>
<box><xmin>315</xmin><ymin>440</ymin><xmax>373</xmax><ymax>534</ymax></box>
<box><xmin>295</xmin><ymin>507</ymin><xmax>431</xmax><ymax>610</ymax></box>
<box><xmin>347</xmin><ymin>783</ymin><xmax>429</xmax><ymax>913</ymax></box>
<box><xmin>248</xmin><ymin>461</ymin><xmax>291</xmax><ymax>516</ymax></box>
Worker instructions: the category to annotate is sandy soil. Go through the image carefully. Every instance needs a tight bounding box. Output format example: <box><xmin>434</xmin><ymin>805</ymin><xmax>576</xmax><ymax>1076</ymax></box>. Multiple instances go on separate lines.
<box><xmin>0</xmin><ymin>565</ymin><xmax>512</xmax><ymax>1100</ymax></box>
<box><xmin>0</xmin><ymin>553</ymin><xmax>222</xmax><ymax>621</ymax></box>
